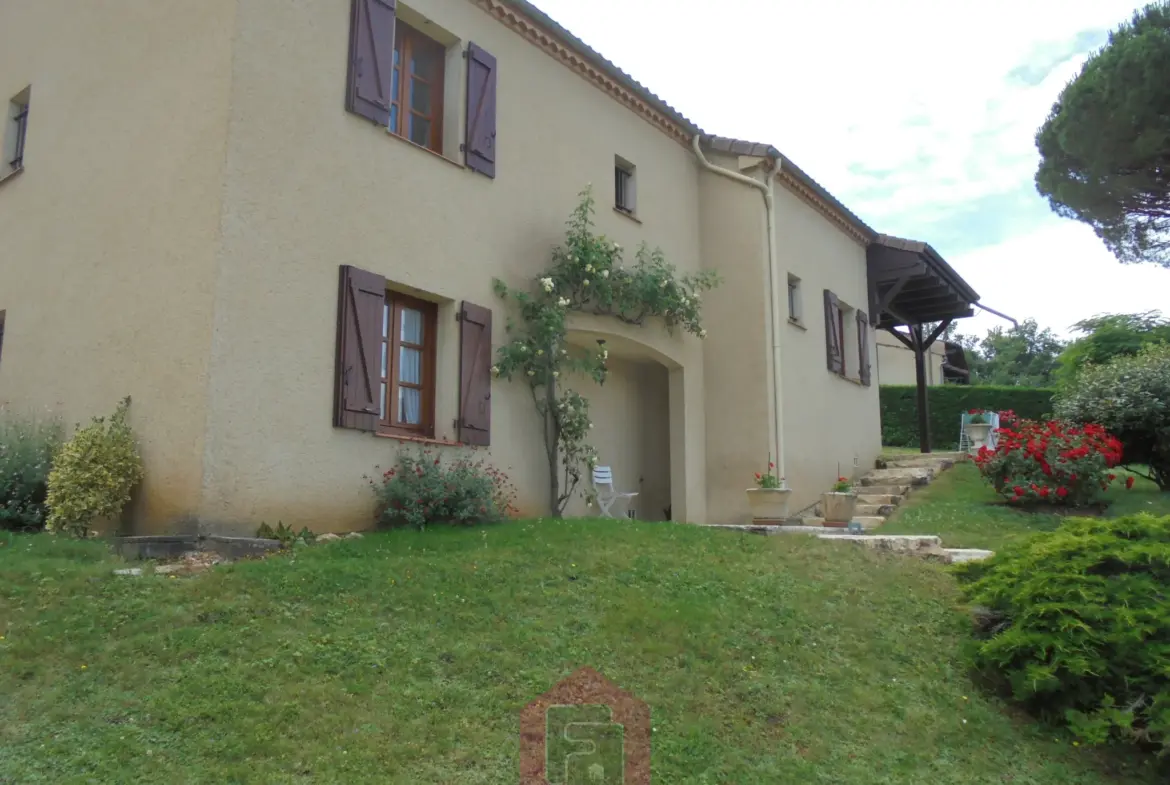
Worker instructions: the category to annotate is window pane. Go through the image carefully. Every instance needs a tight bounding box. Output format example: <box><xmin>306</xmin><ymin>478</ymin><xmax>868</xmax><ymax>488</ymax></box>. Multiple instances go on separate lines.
<box><xmin>389</xmin><ymin>104</ymin><xmax>399</xmax><ymax>134</ymax></box>
<box><xmin>380</xmin><ymin>341</ymin><xmax>387</xmax><ymax>378</ymax></box>
<box><xmin>410</xmin><ymin>49</ymin><xmax>435</xmax><ymax>80</ymax></box>
<box><xmin>409</xmin><ymin>115</ymin><xmax>431</xmax><ymax>147</ymax></box>
<box><xmin>392</xmin><ymin>67</ymin><xmax>400</xmax><ymax>106</ymax></box>
<box><xmin>379</xmin><ymin>382</ymin><xmax>387</xmax><ymax>419</ymax></box>
<box><xmin>399</xmin><ymin>347</ymin><xmax>422</xmax><ymax>385</ymax></box>
<box><xmin>399</xmin><ymin>387</ymin><xmax>422</xmax><ymax>425</ymax></box>
<box><xmin>410</xmin><ymin>79</ymin><xmax>431</xmax><ymax>115</ymax></box>
<box><xmin>400</xmin><ymin>307</ymin><xmax>423</xmax><ymax>343</ymax></box>
<box><xmin>383</xmin><ymin>303</ymin><xmax>390</xmax><ymax>339</ymax></box>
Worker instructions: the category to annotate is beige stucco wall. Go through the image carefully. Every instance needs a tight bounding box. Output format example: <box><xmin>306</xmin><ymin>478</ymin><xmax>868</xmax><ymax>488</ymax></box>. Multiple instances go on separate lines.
<box><xmin>775</xmin><ymin>183</ymin><xmax>882</xmax><ymax>515</ymax></box>
<box><xmin>197</xmin><ymin>0</ymin><xmax>707</xmax><ymax>533</ymax></box>
<box><xmin>697</xmin><ymin>155</ymin><xmax>881</xmax><ymax>522</ymax></box>
<box><xmin>0</xmin><ymin>0</ymin><xmax>236</xmax><ymax>530</ymax></box>
<box><xmin>698</xmin><ymin>160</ymin><xmax>772</xmax><ymax>522</ymax></box>
<box><xmin>875</xmin><ymin>331</ymin><xmax>946</xmax><ymax>386</ymax></box>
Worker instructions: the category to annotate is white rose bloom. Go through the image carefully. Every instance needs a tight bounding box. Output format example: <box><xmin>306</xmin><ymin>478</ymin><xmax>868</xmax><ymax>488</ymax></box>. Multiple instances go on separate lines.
<box><xmin>520</xmin><ymin>345</ymin><xmax>528</xmax><ymax>352</ymax></box>
<box><xmin>558</xmin><ymin>297</ymin><xmax>570</xmax><ymax>307</ymax></box>
<box><xmin>536</xmin><ymin>349</ymin><xmax>544</xmax><ymax>356</ymax></box>
<box><xmin>601</xmin><ymin>270</ymin><xmax>610</xmax><ymax>279</ymax></box>
<box><xmin>491</xmin><ymin>365</ymin><xmax>500</xmax><ymax>376</ymax></box>
<box><xmin>540</xmin><ymin>277</ymin><xmax>554</xmax><ymax>293</ymax></box>
<box><xmin>583</xmin><ymin>279</ymin><xmax>590</xmax><ymax>286</ymax></box>
<box><xmin>614</xmin><ymin>243</ymin><xmax>621</xmax><ymax>250</ymax></box>
<box><xmin>552</xmin><ymin>371</ymin><xmax>560</xmax><ymax>378</ymax></box>
<box><xmin>527</xmin><ymin>370</ymin><xmax>535</xmax><ymax>377</ymax></box>
<box><xmin>585</xmin><ymin>264</ymin><xmax>593</xmax><ymax>273</ymax></box>
<box><xmin>699</xmin><ymin>329</ymin><xmax>708</xmax><ymax>338</ymax></box>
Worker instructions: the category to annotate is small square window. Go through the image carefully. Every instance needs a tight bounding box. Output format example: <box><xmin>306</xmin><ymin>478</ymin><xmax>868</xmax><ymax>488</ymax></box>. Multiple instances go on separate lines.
<box><xmin>787</xmin><ymin>274</ymin><xmax>802</xmax><ymax>323</ymax></box>
<box><xmin>615</xmin><ymin>156</ymin><xmax>636</xmax><ymax>215</ymax></box>
<box><xmin>4</xmin><ymin>87</ymin><xmax>30</xmax><ymax>176</ymax></box>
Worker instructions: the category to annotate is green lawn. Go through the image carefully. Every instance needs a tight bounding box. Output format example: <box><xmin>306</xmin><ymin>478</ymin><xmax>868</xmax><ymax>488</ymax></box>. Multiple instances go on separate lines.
<box><xmin>0</xmin><ymin>520</ymin><xmax>1161</xmax><ymax>783</ymax></box>
<box><xmin>881</xmin><ymin>461</ymin><xmax>1170</xmax><ymax>552</ymax></box>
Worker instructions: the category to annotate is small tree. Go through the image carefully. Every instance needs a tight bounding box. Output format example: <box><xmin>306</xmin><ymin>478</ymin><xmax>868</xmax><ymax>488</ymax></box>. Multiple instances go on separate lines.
<box><xmin>492</xmin><ymin>188</ymin><xmax>718</xmax><ymax>516</ymax></box>
<box><xmin>1054</xmin><ymin>343</ymin><xmax>1170</xmax><ymax>489</ymax></box>
<box><xmin>1034</xmin><ymin>2</ymin><xmax>1170</xmax><ymax>267</ymax></box>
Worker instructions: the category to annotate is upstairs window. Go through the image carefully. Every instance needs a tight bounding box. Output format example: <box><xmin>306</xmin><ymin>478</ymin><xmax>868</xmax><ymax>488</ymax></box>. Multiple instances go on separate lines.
<box><xmin>615</xmin><ymin>156</ymin><xmax>636</xmax><ymax>215</ymax></box>
<box><xmin>4</xmin><ymin>87</ymin><xmax>30</xmax><ymax>176</ymax></box>
<box><xmin>787</xmin><ymin>274</ymin><xmax>802</xmax><ymax>323</ymax></box>
<box><xmin>391</xmin><ymin>22</ymin><xmax>446</xmax><ymax>153</ymax></box>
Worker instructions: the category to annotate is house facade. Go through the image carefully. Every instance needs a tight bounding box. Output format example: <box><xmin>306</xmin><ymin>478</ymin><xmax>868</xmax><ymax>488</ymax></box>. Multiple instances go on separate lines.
<box><xmin>0</xmin><ymin>0</ymin><xmax>975</xmax><ymax>533</ymax></box>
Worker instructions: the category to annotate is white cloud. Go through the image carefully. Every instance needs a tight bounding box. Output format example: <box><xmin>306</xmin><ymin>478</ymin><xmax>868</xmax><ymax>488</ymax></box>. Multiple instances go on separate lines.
<box><xmin>529</xmin><ymin>0</ymin><xmax>1168</xmax><ymax>334</ymax></box>
<box><xmin>951</xmin><ymin>221</ymin><xmax>1170</xmax><ymax>339</ymax></box>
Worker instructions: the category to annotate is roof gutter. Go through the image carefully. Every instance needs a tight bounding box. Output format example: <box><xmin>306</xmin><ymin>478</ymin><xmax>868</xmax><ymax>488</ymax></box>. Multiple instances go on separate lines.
<box><xmin>975</xmin><ymin>302</ymin><xmax>1019</xmax><ymax>328</ymax></box>
<box><xmin>691</xmin><ymin>136</ymin><xmax>789</xmax><ymax>489</ymax></box>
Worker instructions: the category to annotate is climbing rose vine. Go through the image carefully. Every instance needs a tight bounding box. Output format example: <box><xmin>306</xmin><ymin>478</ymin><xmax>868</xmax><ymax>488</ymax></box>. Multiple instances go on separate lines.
<box><xmin>492</xmin><ymin>186</ymin><xmax>719</xmax><ymax>516</ymax></box>
<box><xmin>974</xmin><ymin>412</ymin><xmax>1124</xmax><ymax>507</ymax></box>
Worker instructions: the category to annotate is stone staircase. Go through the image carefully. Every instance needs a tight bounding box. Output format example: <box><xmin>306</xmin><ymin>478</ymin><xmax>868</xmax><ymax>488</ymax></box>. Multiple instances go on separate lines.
<box><xmin>799</xmin><ymin>452</ymin><xmax>967</xmax><ymax>529</ymax></box>
<box><xmin>691</xmin><ymin>450</ymin><xmax>995</xmax><ymax>564</ymax></box>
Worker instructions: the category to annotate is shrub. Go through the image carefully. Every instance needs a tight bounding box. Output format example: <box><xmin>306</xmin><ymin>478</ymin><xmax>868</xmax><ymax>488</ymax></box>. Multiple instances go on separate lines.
<box><xmin>0</xmin><ymin>411</ymin><xmax>63</xmax><ymax>531</ymax></box>
<box><xmin>45</xmin><ymin>397</ymin><xmax>144</xmax><ymax>538</ymax></box>
<box><xmin>974</xmin><ymin>414</ymin><xmax>1123</xmax><ymax>506</ymax></box>
<box><xmin>1054</xmin><ymin>343</ymin><xmax>1170</xmax><ymax>490</ymax></box>
<box><xmin>956</xmin><ymin>513</ymin><xmax>1170</xmax><ymax>753</ymax></box>
<box><xmin>371</xmin><ymin>448</ymin><xmax>517</xmax><ymax>530</ymax></box>
<box><xmin>880</xmin><ymin>385</ymin><xmax>1054</xmax><ymax>449</ymax></box>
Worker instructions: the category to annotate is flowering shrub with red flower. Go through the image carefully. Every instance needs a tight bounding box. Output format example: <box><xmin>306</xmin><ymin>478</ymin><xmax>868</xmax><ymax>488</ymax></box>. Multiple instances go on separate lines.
<box><xmin>974</xmin><ymin>416</ymin><xmax>1123</xmax><ymax>506</ymax></box>
<box><xmin>369</xmin><ymin>447</ymin><xmax>518</xmax><ymax>530</ymax></box>
<box><xmin>754</xmin><ymin>459</ymin><xmax>784</xmax><ymax>489</ymax></box>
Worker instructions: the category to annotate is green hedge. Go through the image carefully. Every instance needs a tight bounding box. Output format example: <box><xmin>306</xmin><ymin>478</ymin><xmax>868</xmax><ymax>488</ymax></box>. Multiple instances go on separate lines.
<box><xmin>880</xmin><ymin>385</ymin><xmax>1055</xmax><ymax>450</ymax></box>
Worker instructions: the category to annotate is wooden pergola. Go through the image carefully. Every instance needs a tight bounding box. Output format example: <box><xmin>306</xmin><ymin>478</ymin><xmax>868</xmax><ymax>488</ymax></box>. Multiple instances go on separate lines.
<box><xmin>867</xmin><ymin>235</ymin><xmax>980</xmax><ymax>453</ymax></box>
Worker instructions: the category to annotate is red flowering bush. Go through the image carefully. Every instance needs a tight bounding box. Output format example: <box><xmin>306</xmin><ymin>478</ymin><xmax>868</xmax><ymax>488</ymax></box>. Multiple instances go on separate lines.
<box><xmin>974</xmin><ymin>415</ymin><xmax>1123</xmax><ymax>506</ymax></box>
<box><xmin>369</xmin><ymin>447</ymin><xmax>518</xmax><ymax>530</ymax></box>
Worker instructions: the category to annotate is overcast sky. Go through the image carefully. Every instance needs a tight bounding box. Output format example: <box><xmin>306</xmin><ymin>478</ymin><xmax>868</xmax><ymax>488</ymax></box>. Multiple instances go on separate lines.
<box><xmin>531</xmin><ymin>0</ymin><xmax>1170</xmax><ymax>338</ymax></box>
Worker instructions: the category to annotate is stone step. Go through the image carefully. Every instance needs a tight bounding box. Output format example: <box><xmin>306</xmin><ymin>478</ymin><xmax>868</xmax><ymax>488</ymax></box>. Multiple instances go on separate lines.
<box><xmin>816</xmin><ymin>533</ymin><xmax>943</xmax><ymax>553</ymax></box>
<box><xmin>857</xmin><ymin>494</ymin><xmax>901</xmax><ymax>506</ymax></box>
<box><xmin>800</xmin><ymin>516</ymin><xmax>885</xmax><ymax>530</ymax></box>
<box><xmin>877</xmin><ymin>451</ymin><xmax>966</xmax><ymax>467</ymax></box>
<box><xmin>860</xmin><ymin>468</ymin><xmax>934</xmax><ymax>487</ymax></box>
<box><xmin>942</xmin><ymin>548</ymin><xmax>995</xmax><ymax>564</ymax></box>
<box><xmin>859</xmin><ymin>484</ymin><xmax>911</xmax><ymax>497</ymax></box>
<box><xmin>856</xmin><ymin>503</ymin><xmax>896</xmax><ymax>517</ymax></box>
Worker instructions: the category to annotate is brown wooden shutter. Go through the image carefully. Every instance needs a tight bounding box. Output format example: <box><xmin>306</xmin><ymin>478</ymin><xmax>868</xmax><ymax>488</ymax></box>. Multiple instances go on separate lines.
<box><xmin>857</xmin><ymin>309</ymin><xmax>872</xmax><ymax>386</ymax></box>
<box><xmin>464</xmin><ymin>43</ymin><xmax>498</xmax><ymax>178</ymax></box>
<box><xmin>335</xmin><ymin>265</ymin><xmax>386</xmax><ymax>431</ymax></box>
<box><xmin>458</xmin><ymin>301</ymin><xmax>492</xmax><ymax>445</ymax></box>
<box><xmin>346</xmin><ymin>0</ymin><xmax>396</xmax><ymax>125</ymax></box>
<box><xmin>823</xmin><ymin>290</ymin><xmax>843</xmax><ymax>375</ymax></box>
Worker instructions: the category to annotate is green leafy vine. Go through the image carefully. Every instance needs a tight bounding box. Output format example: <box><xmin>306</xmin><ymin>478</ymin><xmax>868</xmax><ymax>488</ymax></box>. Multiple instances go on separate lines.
<box><xmin>492</xmin><ymin>187</ymin><xmax>719</xmax><ymax>517</ymax></box>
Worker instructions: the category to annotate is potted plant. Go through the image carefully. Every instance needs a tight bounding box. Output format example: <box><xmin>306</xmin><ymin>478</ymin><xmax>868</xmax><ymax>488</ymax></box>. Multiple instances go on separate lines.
<box><xmin>821</xmin><ymin>476</ymin><xmax>856</xmax><ymax>527</ymax></box>
<box><xmin>966</xmin><ymin>409</ymin><xmax>994</xmax><ymax>453</ymax></box>
<box><xmin>746</xmin><ymin>460</ymin><xmax>791</xmax><ymax>524</ymax></box>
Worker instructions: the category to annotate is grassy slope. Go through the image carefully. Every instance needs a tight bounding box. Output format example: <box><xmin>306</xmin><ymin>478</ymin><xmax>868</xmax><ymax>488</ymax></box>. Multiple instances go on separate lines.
<box><xmin>0</xmin><ymin>522</ymin><xmax>1159</xmax><ymax>784</ymax></box>
<box><xmin>881</xmin><ymin>461</ymin><xmax>1170</xmax><ymax>552</ymax></box>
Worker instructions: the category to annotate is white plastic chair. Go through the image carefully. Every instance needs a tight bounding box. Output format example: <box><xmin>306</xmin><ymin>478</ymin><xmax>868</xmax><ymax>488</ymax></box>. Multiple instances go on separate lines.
<box><xmin>592</xmin><ymin>465</ymin><xmax>638</xmax><ymax>518</ymax></box>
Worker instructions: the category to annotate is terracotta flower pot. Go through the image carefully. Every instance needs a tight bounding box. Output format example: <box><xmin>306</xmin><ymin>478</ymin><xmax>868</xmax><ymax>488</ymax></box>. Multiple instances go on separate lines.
<box><xmin>821</xmin><ymin>492</ymin><xmax>856</xmax><ymax>527</ymax></box>
<box><xmin>746</xmin><ymin>487</ymin><xmax>792</xmax><ymax>524</ymax></box>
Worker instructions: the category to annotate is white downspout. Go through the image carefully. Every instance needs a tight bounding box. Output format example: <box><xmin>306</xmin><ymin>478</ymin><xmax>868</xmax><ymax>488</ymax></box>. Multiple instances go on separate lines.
<box><xmin>691</xmin><ymin>135</ymin><xmax>788</xmax><ymax>487</ymax></box>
